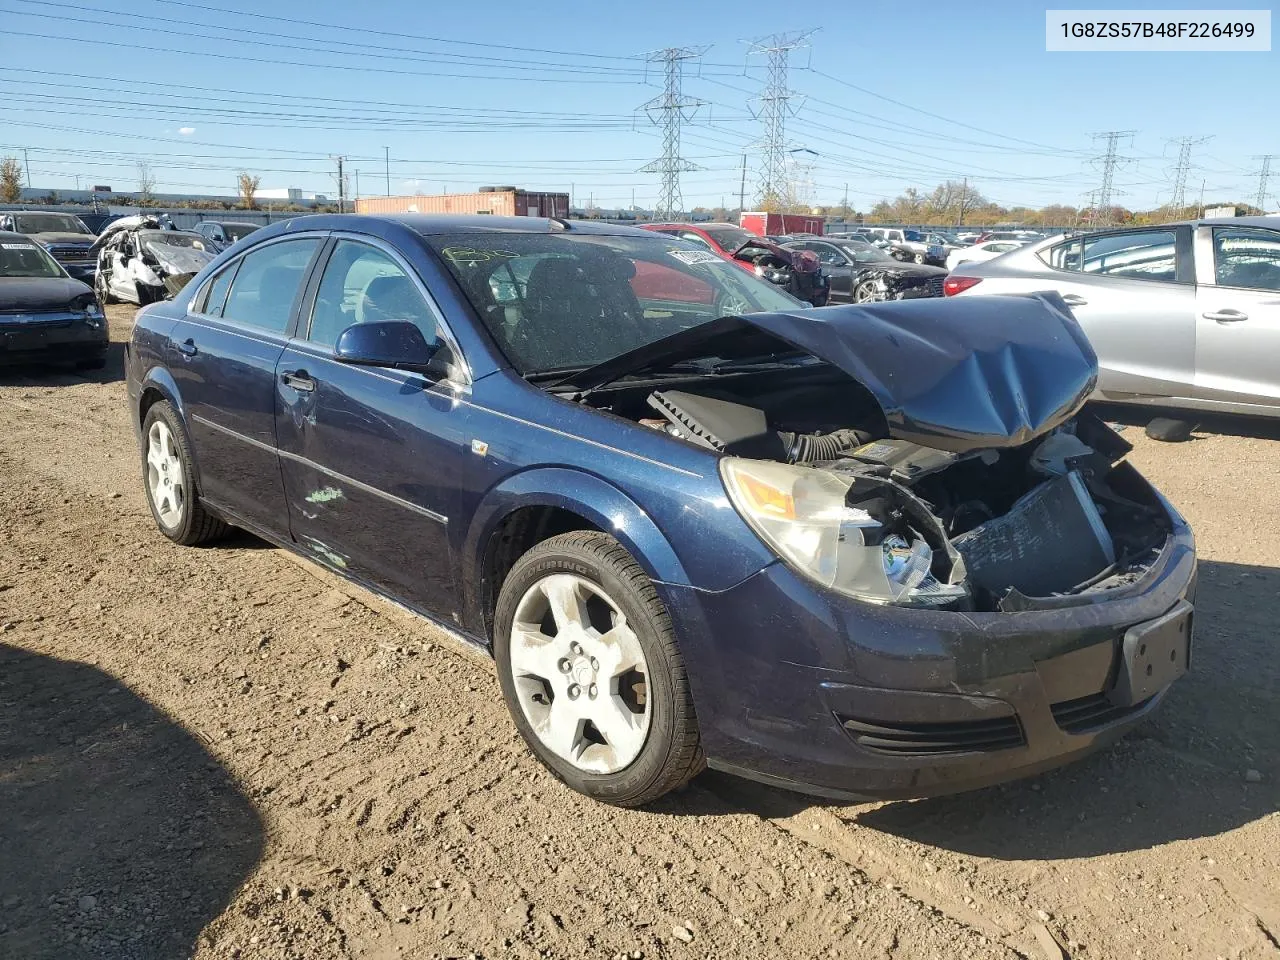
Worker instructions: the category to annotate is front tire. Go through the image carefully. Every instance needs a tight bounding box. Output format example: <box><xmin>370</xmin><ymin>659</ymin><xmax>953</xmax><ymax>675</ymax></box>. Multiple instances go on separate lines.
<box><xmin>96</xmin><ymin>272</ymin><xmax>117</xmax><ymax>305</ymax></box>
<box><xmin>494</xmin><ymin>531</ymin><xmax>704</xmax><ymax>806</ymax></box>
<box><xmin>913</xmin><ymin>252</ymin><xmax>926</xmax><ymax>264</ymax></box>
<box><xmin>141</xmin><ymin>401</ymin><xmax>228</xmax><ymax>545</ymax></box>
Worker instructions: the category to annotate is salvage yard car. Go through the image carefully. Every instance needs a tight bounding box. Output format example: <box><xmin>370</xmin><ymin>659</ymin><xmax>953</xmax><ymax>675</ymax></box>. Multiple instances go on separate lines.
<box><xmin>125</xmin><ymin>214</ymin><xmax>1196</xmax><ymax>807</ymax></box>
<box><xmin>93</xmin><ymin>215</ymin><xmax>216</xmax><ymax>306</ymax></box>
<box><xmin>193</xmin><ymin>220</ymin><xmax>261</xmax><ymax>253</ymax></box>
<box><xmin>946</xmin><ymin>217</ymin><xmax>1280</xmax><ymax>418</ymax></box>
<box><xmin>640</xmin><ymin>222</ymin><xmax>829</xmax><ymax>306</ymax></box>
<box><xmin>0</xmin><ymin>230</ymin><xmax>107</xmax><ymax>369</ymax></box>
<box><xmin>783</xmin><ymin>237</ymin><xmax>946</xmax><ymax>302</ymax></box>
<box><xmin>0</xmin><ymin>211</ymin><xmax>98</xmax><ymax>284</ymax></box>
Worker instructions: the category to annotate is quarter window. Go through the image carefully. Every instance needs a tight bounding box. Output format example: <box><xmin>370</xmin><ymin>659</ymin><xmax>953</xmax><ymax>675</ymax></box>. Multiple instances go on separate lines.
<box><xmin>197</xmin><ymin>262</ymin><xmax>237</xmax><ymax>317</ymax></box>
<box><xmin>308</xmin><ymin>240</ymin><xmax>438</xmax><ymax>348</ymax></box>
<box><xmin>1044</xmin><ymin>238</ymin><xmax>1083</xmax><ymax>271</ymax></box>
<box><xmin>221</xmin><ymin>239</ymin><xmax>319</xmax><ymax>333</ymax></box>
<box><xmin>1212</xmin><ymin>227</ymin><xmax>1280</xmax><ymax>292</ymax></box>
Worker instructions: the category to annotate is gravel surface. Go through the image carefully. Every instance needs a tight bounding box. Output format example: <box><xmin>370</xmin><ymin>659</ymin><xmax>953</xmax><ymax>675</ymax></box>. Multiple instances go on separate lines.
<box><xmin>0</xmin><ymin>304</ymin><xmax>1276</xmax><ymax>959</ymax></box>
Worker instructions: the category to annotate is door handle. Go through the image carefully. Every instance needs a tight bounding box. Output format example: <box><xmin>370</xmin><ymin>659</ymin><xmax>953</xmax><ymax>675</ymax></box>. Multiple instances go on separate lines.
<box><xmin>1202</xmin><ymin>309</ymin><xmax>1248</xmax><ymax>323</ymax></box>
<box><xmin>1061</xmin><ymin>294</ymin><xmax>1088</xmax><ymax>307</ymax></box>
<box><xmin>177</xmin><ymin>338</ymin><xmax>197</xmax><ymax>357</ymax></box>
<box><xmin>281</xmin><ymin>370</ymin><xmax>316</xmax><ymax>393</ymax></box>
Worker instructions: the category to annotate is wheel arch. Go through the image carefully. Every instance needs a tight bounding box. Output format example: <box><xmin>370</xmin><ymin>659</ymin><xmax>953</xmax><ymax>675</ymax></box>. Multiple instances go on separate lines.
<box><xmin>462</xmin><ymin>468</ymin><xmax>691</xmax><ymax>641</ymax></box>
<box><xmin>137</xmin><ymin>368</ymin><xmax>204</xmax><ymax>488</ymax></box>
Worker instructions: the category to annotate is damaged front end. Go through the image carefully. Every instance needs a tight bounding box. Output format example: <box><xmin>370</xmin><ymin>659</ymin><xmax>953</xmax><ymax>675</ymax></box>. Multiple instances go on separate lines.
<box><xmin>573</xmin><ymin>292</ymin><xmax>1182</xmax><ymax>614</ymax></box>
<box><xmin>731</xmin><ymin>240</ymin><xmax>830</xmax><ymax>307</ymax></box>
<box><xmin>91</xmin><ymin>216</ymin><xmax>215</xmax><ymax>303</ymax></box>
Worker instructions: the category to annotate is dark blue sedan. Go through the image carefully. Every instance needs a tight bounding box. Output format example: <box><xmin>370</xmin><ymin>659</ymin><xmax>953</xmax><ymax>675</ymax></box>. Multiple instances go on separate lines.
<box><xmin>125</xmin><ymin>215</ymin><xmax>1196</xmax><ymax>806</ymax></box>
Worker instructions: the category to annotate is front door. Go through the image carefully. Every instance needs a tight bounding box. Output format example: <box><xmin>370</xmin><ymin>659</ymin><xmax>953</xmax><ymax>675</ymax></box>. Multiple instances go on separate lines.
<box><xmin>1193</xmin><ymin>224</ymin><xmax>1280</xmax><ymax>411</ymax></box>
<box><xmin>170</xmin><ymin>235</ymin><xmax>322</xmax><ymax>535</ymax></box>
<box><xmin>274</xmin><ymin>236</ymin><xmax>469</xmax><ymax>619</ymax></box>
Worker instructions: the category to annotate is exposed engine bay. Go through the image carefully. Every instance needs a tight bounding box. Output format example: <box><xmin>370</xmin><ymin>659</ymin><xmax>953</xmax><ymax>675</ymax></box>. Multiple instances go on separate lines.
<box><xmin>621</xmin><ymin>382</ymin><xmax>1170</xmax><ymax>613</ymax></box>
<box><xmin>732</xmin><ymin>241</ymin><xmax>829</xmax><ymax>307</ymax></box>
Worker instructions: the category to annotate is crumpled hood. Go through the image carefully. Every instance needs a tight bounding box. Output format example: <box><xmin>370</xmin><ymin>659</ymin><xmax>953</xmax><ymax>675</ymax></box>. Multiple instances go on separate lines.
<box><xmin>558</xmin><ymin>292</ymin><xmax>1098</xmax><ymax>452</ymax></box>
<box><xmin>28</xmin><ymin>232</ymin><xmax>94</xmax><ymax>247</ymax></box>
<box><xmin>0</xmin><ymin>277</ymin><xmax>94</xmax><ymax>312</ymax></box>
<box><xmin>146</xmin><ymin>242</ymin><xmax>215</xmax><ymax>276</ymax></box>
<box><xmin>734</xmin><ymin>238</ymin><xmax>820</xmax><ymax>274</ymax></box>
<box><xmin>89</xmin><ymin>215</ymin><xmax>163</xmax><ymax>252</ymax></box>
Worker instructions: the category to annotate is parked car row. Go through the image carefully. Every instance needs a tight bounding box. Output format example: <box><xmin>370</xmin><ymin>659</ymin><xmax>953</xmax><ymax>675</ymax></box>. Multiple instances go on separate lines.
<box><xmin>0</xmin><ymin>211</ymin><xmax>259</xmax><ymax>367</ymax></box>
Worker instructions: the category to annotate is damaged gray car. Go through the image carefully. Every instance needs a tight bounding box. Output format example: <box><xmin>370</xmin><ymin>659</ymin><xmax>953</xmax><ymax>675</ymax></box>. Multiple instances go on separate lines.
<box><xmin>92</xmin><ymin>215</ymin><xmax>216</xmax><ymax>306</ymax></box>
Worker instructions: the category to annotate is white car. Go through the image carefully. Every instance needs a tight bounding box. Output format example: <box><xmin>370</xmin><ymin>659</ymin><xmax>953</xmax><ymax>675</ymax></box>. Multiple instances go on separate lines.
<box><xmin>946</xmin><ymin>239</ymin><xmax>1026</xmax><ymax>271</ymax></box>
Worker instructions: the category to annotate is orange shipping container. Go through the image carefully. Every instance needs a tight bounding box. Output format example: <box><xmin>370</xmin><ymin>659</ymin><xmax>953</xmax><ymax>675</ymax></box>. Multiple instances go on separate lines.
<box><xmin>354</xmin><ymin>189</ymin><xmax>569</xmax><ymax>218</ymax></box>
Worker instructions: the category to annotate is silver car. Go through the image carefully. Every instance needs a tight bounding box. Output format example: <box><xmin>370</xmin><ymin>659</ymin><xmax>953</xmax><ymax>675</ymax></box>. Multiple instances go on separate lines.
<box><xmin>947</xmin><ymin>217</ymin><xmax>1280</xmax><ymax>417</ymax></box>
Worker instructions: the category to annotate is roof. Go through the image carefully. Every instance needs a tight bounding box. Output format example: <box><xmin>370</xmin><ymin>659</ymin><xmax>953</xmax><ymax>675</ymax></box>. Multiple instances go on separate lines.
<box><xmin>381</xmin><ymin>214</ymin><xmax>656</xmax><ymax>237</ymax></box>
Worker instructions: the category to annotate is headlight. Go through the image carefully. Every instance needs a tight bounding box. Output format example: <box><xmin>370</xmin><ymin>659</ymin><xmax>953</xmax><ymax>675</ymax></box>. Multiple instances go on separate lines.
<box><xmin>720</xmin><ymin>457</ymin><xmax>966</xmax><ymax>606</ymax></box>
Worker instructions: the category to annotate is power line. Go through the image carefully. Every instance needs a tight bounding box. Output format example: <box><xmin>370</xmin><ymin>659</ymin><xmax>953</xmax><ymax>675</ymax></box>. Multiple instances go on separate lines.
<box><xmin>746</xmin><ymin>30</ymin><xmax>815</xmax><ymax>207</ymax></box>
<box><xmin>638</xmin><ymin>47</ymin><xmax>707</xmax><ymax>219</ymax></box>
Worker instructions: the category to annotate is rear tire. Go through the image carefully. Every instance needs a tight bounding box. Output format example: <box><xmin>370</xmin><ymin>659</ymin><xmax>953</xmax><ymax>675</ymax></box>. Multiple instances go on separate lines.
<box><xmin>141</xmin><ymin>400</ymin><xmax>229</xmax><ymax>545</ymax></box>
<box><xmin>493</xmin><ymin>531</ymin><xmax>704</xmax><ymax>807</ymax></box>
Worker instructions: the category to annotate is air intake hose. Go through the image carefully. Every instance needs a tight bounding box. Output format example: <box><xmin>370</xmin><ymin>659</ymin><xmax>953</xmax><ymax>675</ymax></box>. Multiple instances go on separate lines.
<box><xmin>781</xmin><ymin>428</ymin><xmax>865</xmax><ymax>464</ymax></box>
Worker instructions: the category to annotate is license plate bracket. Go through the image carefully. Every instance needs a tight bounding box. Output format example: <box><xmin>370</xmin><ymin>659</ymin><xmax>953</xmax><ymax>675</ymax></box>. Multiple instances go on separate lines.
<box><xmin>1108</xmin><ymin>599</ymin><xmax>1193</xmax><ymax>707</ymax></box>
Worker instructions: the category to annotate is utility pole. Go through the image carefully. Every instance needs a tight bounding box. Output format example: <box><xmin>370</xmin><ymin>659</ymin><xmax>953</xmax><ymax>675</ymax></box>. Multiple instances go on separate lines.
<box><xmin>956</xmin><ymin>176</ymin><xmax>968</xmax><ymax>227</ymax></box>
<box><xmin>22</xmin><ymin>148</ymin><xmax>30</xmax><ymax>188</ymax></box>
<box><xmin>638</xmin><ymin>46</ymin><xmax>708</xmax><ymax>220</ymax></box>
<box><xmin>738</xmin><ymin>153</ymin><xmax>747</xmax><ymax>213</ymax></box>
<box><xmin>1168</xmin><ymin>136</ymin><xmax>1212</xmax><ymax>213</ymax></box>
<box><xmin>1198</xmin><ymin>178</ymin><xmax>1207</xmax><ymax>217</ymax></box>
<box><xmin>746</xmin><ymin>30</ymin><xmax>815</xmax><ymax>209</ymax></box>
<box><xmin>1253</xmin><ymin>155</ymin><xmax>1277</xmax><ymax>213</ymax></box>
<box><xmin>354</xmin><ymin>168</ymin><xmax>360</xmax><ymax>201</ymax></box>
<box><xmin>383</xmin><ymin>147</ymin><xmax>390</xmax><ymax>196</ymax></box>
<box><xmin>333</xmin><ymin>156</ymin><xmax>346</xmax><ymax>213</ymax></box>
<box><xmin>1092</xmin><ymin>131</ymin><xmax>1135</xmax><ymax>225</ymax></box>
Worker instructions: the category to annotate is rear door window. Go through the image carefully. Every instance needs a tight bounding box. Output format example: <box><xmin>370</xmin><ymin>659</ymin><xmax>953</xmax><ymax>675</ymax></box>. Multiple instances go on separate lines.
<box><xmin>221</xmin><ymin>239</ymin><xmax>319</xmax><ymax>334</ymax></box>
<box><xmin>1081</xmin><ymin>231</ymin><xmax>1178</xmax><ymax>281</ymax></box>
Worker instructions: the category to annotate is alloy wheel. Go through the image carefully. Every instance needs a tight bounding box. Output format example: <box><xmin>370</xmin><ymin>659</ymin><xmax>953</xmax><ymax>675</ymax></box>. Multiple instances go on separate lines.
<box><xmin>146</xmin><ymin>420</ymin><xmax>185</xmax><ymax>529</ymax></box>
<box><xmin>508</xmin><ymin>573</ymin><xmax>651</xmax><ymax>774</ymax></box>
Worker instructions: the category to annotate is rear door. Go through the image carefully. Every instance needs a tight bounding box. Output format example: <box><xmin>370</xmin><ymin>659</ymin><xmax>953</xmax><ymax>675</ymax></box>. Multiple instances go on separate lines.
<box><xmin>171</xmin><ymin>234</ymin><xmax>323</xmax><ymax>536</ymax></box>
<box><xmin>1193</xmin><ymin>224</ymin><xmax>1280</xmax><ymax>411</ymax></box>
<box><xmin>982</xmin><ymin>228</ymin><xmax>1197</xmax><ymax>401</ymax></box>
<box><xmin>274</xmin><ymin>235</ymin><xmax>469</xmax><ymax>616</ymax></box>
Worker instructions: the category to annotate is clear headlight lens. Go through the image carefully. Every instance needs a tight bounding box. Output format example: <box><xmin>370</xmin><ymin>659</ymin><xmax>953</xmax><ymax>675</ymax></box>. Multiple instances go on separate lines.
<box><xmin>720</xmin><ymin>457</ymin><xmax>966</xmax><ymax>606</ymax></box>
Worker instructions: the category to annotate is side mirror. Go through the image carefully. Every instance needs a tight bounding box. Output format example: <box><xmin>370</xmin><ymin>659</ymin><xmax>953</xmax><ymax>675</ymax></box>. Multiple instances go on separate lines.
<box><xmin>333</xmin><ymin>320</ymin><xmax>443</xmax><ymax>374</ymax></box>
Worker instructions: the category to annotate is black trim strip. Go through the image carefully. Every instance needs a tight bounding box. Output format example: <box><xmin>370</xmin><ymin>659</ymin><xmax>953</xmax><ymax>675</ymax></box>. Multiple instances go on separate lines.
<box><xmin>189</xmin><ymin>413</ymin><xmax>448</xmax><ymax>525</ymax></box>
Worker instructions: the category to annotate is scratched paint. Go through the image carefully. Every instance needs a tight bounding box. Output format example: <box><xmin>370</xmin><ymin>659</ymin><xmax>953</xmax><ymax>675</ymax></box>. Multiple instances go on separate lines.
<box><xmin>305</xmin><ymin>487</ymin><xmax>345</xmax><ymax>505</ymax></box>
<box><xmin>301</xmin><ymin>536</ymin><xmax>348</xmax><ymax>570</ymax></box>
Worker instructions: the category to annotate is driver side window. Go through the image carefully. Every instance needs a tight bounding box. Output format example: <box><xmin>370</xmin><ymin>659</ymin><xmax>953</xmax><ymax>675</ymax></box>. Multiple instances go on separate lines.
<box><xmin>308</xmin><ymin>240</ymin><xmax>438</xmax><ymax>348</ymax></box>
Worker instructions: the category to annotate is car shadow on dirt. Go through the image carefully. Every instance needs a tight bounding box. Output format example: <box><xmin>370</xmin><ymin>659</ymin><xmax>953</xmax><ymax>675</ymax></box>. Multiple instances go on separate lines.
<box><xmin>1096</xmin><ymin>402</ymin><xmax>1280</xmax><ymax>442</ymax></box>
<box><xmin>676</xmin><ymin>559</ymin><xmax>1277</xmax><ymax>859</ymax></box>
<box><xmin>0</xmin><ymin>342</ymin><xmax>127</xmax><ymax>387</ymax></box>
<box><xmin>0</xmin><ymin>644</ymin><xmax>263</xmax><ymax>958</ymax></box>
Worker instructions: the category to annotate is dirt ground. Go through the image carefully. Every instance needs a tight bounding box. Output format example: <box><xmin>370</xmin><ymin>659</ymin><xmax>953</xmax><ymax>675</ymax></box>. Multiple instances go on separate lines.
<box><xmin>0</xmin><ymin>304</ymin><xmax>1276</xmax><ymax>960</ymax></box>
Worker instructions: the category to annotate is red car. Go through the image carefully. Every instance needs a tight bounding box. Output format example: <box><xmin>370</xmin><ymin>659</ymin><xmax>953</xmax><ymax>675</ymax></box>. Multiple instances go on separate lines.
<box><xmin>640</xmin><ymin>222</ymin><xmax>829</xmax><ymax>306</ymax></box>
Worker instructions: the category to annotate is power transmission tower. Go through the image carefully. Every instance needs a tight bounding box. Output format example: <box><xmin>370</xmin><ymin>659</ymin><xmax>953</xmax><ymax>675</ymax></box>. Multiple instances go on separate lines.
<box><xmin>638</xmin><ymin>47</ymin><xmax>707</xmax><ymax>220</ymax></box>
<box><xmin>746</xmin><ymin>30</ymin><xmax>815</xmax><ymax>209</ymax></box>
<box><xmin>1091</xmin><ymin>131</ymin><xmax>1135</xmax><ymax>225</ymax></box>
<box><xmin>1168</xmin><ymin>136</ymin><xmax>1212</xmax><ymax>212</ymax></box>
<box><xmin>1253</xmin><ymin>155</ymin><xmax>1277</xmax><ymax>213</ymax></box>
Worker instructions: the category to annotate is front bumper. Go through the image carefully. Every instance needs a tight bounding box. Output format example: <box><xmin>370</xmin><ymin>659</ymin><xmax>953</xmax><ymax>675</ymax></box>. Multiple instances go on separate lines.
<box><xmin>0</xmin><ymin>315</ymin><xmax>109</xmax><ymax>365</ymax></box>
<box><xmin>660</xmin><ymin>516</ymin><xmax>1196</xmax><ymax>800</ymax></box>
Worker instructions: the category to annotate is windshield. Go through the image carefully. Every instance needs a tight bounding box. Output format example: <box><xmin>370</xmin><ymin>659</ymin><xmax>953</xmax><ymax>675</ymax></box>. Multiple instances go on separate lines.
<box><xmin>0</xmin><ymin>240</ymin><xmax>65</xmax><ymax>278</ymax></box>
<box><xmin>838</xmin><ymin>240</ymin><xmax>894</xmax><ymax>264</ymax></box>
<box><xmin>140</xmin><ymin>231</ymin><xmax>208</xmax><ymax>252</ymax></box>
<box><xmin>698</xmin><ymin>224</ymin><xmax>760</xmax><ymax>252</ymax></box>
<box><xmin>13</xmin><ymin>213</ymin><xmax>91</xmax><ymax>236</ymax></box>
<box><xmin>223</xmin><ymin>223</ymin><xmax>259</xmax><ymax>241</ymax></box>
<box><xmin>427</xmin><ymin>232</ymin><xmax>802</xmax><ymax>375</ymax></box>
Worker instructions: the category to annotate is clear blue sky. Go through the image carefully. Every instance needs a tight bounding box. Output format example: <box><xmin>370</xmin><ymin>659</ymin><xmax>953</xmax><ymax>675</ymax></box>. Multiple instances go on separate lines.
<box><xmin>0</xmin><ymin>0</ymin><xmax>1275</xmax><ymax>210</ymax></box>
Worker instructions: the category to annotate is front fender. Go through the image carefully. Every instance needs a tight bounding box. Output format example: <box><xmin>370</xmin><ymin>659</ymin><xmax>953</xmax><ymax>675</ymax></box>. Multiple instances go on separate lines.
<box><xmin>464</xmin><ymin>466</ymin><xmax>692</xmax><ymax>586</ymax></box>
